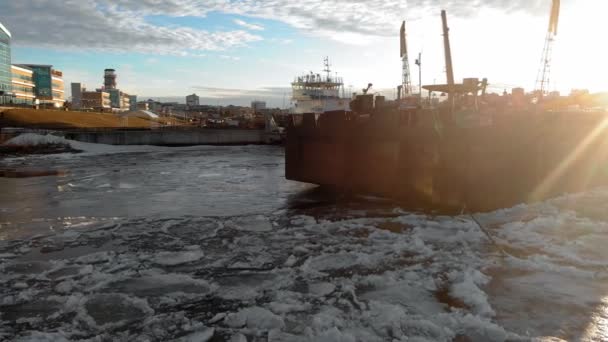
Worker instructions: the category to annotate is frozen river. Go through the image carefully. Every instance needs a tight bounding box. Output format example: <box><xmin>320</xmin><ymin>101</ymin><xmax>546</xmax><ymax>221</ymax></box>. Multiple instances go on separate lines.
<box><xmin>1</xmin><ymin>138</ymin><xmax>608</xmax><ymax>341</ymax></box>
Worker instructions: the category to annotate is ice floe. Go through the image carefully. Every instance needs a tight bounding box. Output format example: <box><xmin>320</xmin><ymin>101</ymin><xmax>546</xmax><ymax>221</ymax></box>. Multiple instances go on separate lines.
<box><xmin>2</xmin><ymin>189</ymin><xmax>608</xmax><ymax>340</ymax></box>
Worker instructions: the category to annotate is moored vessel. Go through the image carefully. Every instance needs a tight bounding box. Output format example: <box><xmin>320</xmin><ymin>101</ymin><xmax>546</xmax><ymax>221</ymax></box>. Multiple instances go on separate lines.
<box><xmin>285</xmin><ymin>8</ymin><xmax>608</xmax><ymax>212</ymax></box>
<box><xmin>290</xmin><ymin>57</ymin><xmax>350</xmax><ymax>114</ymax></box>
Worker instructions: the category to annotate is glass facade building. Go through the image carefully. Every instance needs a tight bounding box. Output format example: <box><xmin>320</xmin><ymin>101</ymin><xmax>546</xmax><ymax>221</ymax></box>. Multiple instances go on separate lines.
<box><xmin>29</xmin><ymin>65</ymin><xmax>53</xmax><ymax>99</ymax></box>
<box><xmin>0</xmin><ymin>22</ymin><xmax>12</xmax><ymax>105</ymax></box>
<box><xmin>21</xmin><ymin>64</ymin><xmax>65</xmax><ymax>107</ymax></box>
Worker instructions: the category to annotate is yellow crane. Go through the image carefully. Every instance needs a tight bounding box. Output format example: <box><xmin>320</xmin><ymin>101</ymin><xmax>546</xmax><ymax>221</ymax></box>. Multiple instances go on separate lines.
<box><xmin>535</xmin><ymin>0</ymin><xmax>560</xmax><ymax>96</ymax></box>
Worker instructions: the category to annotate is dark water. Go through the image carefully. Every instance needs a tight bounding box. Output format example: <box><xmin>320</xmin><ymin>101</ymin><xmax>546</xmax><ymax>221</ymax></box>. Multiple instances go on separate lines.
<box><xmin>1</xmin><ymin>143</ymin><xmax>608</xmax><ymax>341</ymax></box>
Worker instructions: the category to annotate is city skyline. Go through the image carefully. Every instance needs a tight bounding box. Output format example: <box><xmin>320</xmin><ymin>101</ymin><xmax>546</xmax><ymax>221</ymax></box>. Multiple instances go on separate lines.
<box><xmin>1</xmin><ymin>0</ymin><xmax>606</xmax><ymax>107</ymax></box>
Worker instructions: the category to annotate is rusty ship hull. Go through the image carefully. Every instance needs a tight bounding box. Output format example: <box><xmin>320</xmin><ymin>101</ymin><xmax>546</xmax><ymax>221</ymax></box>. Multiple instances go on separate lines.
<box><xmin>286</xmin><ymin>109</ymin><xmax>608</xmax><ymax>212</ymax></box>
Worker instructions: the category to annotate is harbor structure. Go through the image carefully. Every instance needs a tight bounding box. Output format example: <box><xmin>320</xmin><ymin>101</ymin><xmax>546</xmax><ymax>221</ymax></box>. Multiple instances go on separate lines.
<box><xmin>285</xmin><ymin>8</ymin><xmax>607</xmax><ymax>212</ymax></box>
<box><xmin>535</xmin><ymin>0</ymin><xmax>560</xmax><ymax>96</ymax></box>
<box><xmin>0</xmin><ymin>21</ymin><xmax>12</xmax><ymax>105</ymax></box>
<box><xmin>11</xmin><ymin>65</ymin><xmax>35</xmax><ymax>105</ymax></box>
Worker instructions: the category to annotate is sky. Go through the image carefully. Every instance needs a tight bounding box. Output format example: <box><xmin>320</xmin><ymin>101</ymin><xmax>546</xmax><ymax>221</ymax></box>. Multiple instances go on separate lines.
<box><xmin>1</xmin><ymin>0</ymin><xmax>606</xmax><ymax>107</ymax></box>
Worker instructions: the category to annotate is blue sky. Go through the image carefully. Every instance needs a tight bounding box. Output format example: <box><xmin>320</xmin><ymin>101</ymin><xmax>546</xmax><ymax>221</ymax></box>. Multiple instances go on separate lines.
<box><xmin>2</xmin><ymin>0</ymin><xmax>606</xmax><ymax>107</ymax></box>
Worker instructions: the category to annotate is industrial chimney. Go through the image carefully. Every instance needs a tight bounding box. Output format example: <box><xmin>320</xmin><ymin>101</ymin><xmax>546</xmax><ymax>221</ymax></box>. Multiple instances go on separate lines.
<box><xmin>104</xmin><ymin>69</ymin><xmax>117</xmax><ymax>90</ymax></box>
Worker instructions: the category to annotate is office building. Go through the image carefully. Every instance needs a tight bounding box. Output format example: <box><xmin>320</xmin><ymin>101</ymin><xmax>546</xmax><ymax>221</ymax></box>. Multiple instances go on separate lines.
<box><xmin>107</xmin><ymin>88</ymin><xmax>131</xmax><ymax>111</ymax></box>
<box><xmin>121</xmin><ymin>92</ymin><xmax>131</xmax><ymax>111</ymax></box>
<box><xmin>20</xmin><ymin>64</ymin><xmax>65</xmax><ymax>108</ymax></box>
<box><xmin>0</xmin><ymin>21</ymin><xmax>11</xmax><ymax>105</ymax></box>
<box><xmin>82</xmin><ymin>91</ymin><xmax>111</xmax><ymax>110</ymax></box>
<box><xmin>251</xmin><ymin>100</ymin><xmax>266</xmax><ymax>112</ymax></box>
<box><xmin>186</xmin><ymin>93</ymin><xmax>200</xmax><ymax>107</ymax></box>
<box><xmin>129</xmin><ymin>95</ymin><xmax>137</xmax><ymax>111</ymax></box>
<box><xmin>71</xmin><ymin>82</ymin><xmax>83</xmax><ymax>109</ymax></box>
<box><xmin>11</xmin><ymin>65</ymin><xmax>35</xmax><ymax>105</ymax></box>
<box><xmin>146</xmin><ymin>99</ymin><xmax>162</xmax><ymax>113</ymax></box>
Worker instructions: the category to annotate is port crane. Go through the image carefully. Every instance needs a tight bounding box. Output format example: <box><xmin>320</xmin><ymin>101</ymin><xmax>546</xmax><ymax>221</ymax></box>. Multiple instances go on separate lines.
<box><xmin>535</xmin><ymin>0</ymin><xmax>560</xmax><ymax>96</ymax></box>
<box><xmin>400</xmin><ymin>21</ymin><xmax>413</xmax><ymax>99</ymax></box>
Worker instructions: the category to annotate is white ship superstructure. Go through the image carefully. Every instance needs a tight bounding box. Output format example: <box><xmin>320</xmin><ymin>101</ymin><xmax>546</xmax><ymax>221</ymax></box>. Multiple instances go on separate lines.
<box><xmin>290</xmin><ymin>58</ymin><xmax>350</xmax><ymax>114</ymax></box>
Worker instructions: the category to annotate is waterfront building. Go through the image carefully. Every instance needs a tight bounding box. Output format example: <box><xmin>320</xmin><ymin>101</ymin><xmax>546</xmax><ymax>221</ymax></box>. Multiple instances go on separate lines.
<box><xmin>107</xmin><ymin>88</ymin><xmax>131</xmax><ymax>111</ymax></box>
<box><xmin>251</xmin><ymin>100</ymin><xmax>266</xmax><ymax>112</ymax></box>
<box><xmin>0</xmin><ymin>21</ymin><xmax>11</xmax><ymax>105</ymax></box>
<box><xmin>108</xmin><ymin>89</ymin><xmax>120</xmax><ymax>108</ymax></box>
<box><xmin>82</xmin><ymin>90</ymin><xmax>111</xmax><ymax>110</ymax></box>
<box><xmin>146</xmin><ymin>99</ymin><xmax>162</xmax><ymax>113</ymax></box>
<box><xmin>71</xmin><ymin>82</ymin><xmax>83</xmax><ymax>109</ymax></box>
<box><xmin>186</xmin><ymin>93</ymin><xmax>200</xmax><ymax>107</ymax></box>
<box><xmin>10</xmin><ymin>65</ymin><xmax>35</xmax><ymax>105</ymax></box>
<box><xmin>129</xmin><ymin>95</ymin><xmax>137</xmax><ymax>111</ymax></box>
<box><xmin>20</xmin><ymin>64</ymin><xmax>65</xmax><ymax>108</ymax></box>
<box><xmin>121</xmin><ymin>92</ymin><xmax>131</xmax><ymax>111</ymax></box>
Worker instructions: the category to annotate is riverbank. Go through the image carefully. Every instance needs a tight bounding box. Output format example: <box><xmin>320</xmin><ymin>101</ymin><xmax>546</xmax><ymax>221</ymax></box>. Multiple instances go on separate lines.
<box><xmin>0</xmin><ymin>107</ymin><xmax>185</xmax><ymax>129</ymax></box>
<box><xmin>0</xmin><ymin>143</ymin><xmax>80</xmax><ymax>157</ymax></box>
<box><xmin>1</xmin><ymin>133</ymin><xmax>82</xmax><ymax>159</ymax></box>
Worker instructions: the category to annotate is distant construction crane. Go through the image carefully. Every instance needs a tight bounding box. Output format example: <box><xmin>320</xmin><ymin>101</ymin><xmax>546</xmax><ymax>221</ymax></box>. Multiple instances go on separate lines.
<box><xmin>535</xmin><ymin>0</ymin><xmax>560</xmax><ymax>96</ymax></box>
<box><xmin>400</xmin><ymin>21</ymin><xmax>413</xmax><ymax>98</ymax></box>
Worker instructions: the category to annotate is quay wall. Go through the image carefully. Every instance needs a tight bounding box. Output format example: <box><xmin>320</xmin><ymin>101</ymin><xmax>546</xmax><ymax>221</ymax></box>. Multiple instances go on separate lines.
<box><xmin>63</xmin><ymin>129</ymin><xmax>275</xmax><ymax>146</ymax></box>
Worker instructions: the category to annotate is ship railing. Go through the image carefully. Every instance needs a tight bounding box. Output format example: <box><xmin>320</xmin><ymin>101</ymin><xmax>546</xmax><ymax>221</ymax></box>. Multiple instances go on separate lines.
<box><xmin>294</xmin><ymin>75</ymin><xmax>343</xmax><ymax>85</ymax></box>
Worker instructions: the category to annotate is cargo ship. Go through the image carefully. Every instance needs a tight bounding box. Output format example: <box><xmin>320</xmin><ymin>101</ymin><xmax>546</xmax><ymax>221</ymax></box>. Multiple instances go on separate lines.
<box><xmin>285</xmin><ymin>7</ymin><xmax>608</xmax><ymax>212</ymax></box>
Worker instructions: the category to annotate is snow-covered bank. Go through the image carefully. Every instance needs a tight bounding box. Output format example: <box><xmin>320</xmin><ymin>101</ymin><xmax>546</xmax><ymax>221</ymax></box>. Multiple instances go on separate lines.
<box><xmin>1</xmin><ymin>133</ymin><xmax>81</xmax><ymax>156</ymax></box>
<box><xmin>3</xmin><ymin>133</ymin><xmax>70</xmax><ymax>146</ymax></box>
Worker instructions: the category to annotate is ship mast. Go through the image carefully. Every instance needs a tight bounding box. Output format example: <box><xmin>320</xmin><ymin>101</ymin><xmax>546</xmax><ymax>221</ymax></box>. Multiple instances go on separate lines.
<box><xmin>323</xmin><ymin>56</ymin><xmax>331</xmax><ymax>81</ymax></box>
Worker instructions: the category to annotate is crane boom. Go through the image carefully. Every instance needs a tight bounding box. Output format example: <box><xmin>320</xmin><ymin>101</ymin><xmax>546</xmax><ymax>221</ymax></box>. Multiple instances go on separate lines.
<box><xmin>400</xmin><ymin>21</ymin><xmax>413</xmax><ymax>97</ymax></box>
<box><xmin>441</xmin><ymin>10</ymin><xmax>455</xmax><ymax>108</ymax></box>
<box><xmin>535</xmin><ymin>0</ymin><xmax>560</xmax><ymax>96</ymax></box>
<box><xmin>549</xmin><ymin>0</ymin><xmax>560</xmax><ymax>35</ymax></box>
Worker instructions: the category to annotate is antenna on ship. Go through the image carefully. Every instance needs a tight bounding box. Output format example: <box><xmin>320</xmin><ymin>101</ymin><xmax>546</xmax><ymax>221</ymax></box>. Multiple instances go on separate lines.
<box><xmin>323</xmin><ymin>56</ymin><xmax>331</xmax><ymax>80</ymax></box>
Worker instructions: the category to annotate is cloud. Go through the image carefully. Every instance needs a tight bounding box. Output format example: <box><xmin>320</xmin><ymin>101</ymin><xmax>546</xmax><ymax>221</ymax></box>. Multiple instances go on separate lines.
<box><xmin>191</xmin><ymin>86</ymin><xmax>289</xmax><ymax>99</ymax></box>
<box><xmin>1</xmin><ymin>1</ymin><xmax>261</xmax><ymax>55</ymax></box>
<box><xmin>233</xmin><ymin>19</ymin><xmax>264</xmax><ymax>31</ymax></box>
<box><xmin>147</xmin><ymin>86</ymin><xmax>292</xmax><ymax>107</ymax></box>
<box><xmin>1</xmin><ymin>0</ymin><xmax>547</xmax><ymax>54</ymax></box>
<box><xmin>219</xmin><ymin>55</ymin><xmax>241</xmax><ymax>61</ymax></box>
